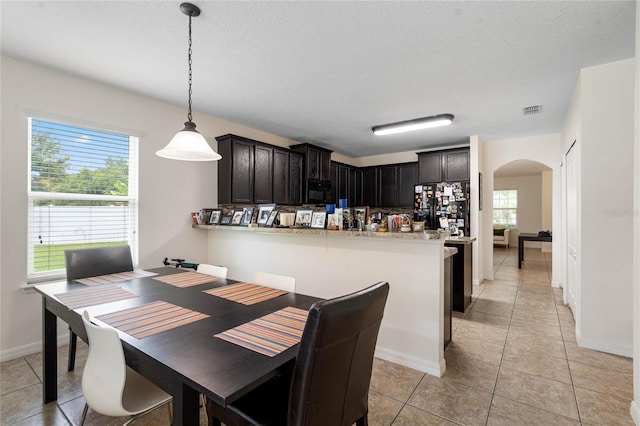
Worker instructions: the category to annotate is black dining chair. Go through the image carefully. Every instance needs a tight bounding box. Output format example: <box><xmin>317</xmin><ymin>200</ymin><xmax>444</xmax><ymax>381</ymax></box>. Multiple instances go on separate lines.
<box><xmin>64</xmin><ymin>245</ymin><xmax>134</xmax><ymax>371</ymax></box>
<box><xmin>205</xmin><ymin>281</ymin><xmax>390</xmax><ymax>426</ymax></box>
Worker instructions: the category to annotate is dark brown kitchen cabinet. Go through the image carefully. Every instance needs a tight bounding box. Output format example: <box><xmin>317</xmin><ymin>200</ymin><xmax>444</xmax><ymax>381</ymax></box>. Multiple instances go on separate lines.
<box><xmin>397</xmin><ymin>163</ymin><xmax>418</xmax><ymax>207</ymax></box>
<box><xmin>217</xmin><ymin>134</ymin><xmax>303</xmax><ymax>205</ymax></box>
<box><xmin>289</xmin><ymin>143</ymin><xmax>333</xmax><ymax>181</ymax></box>
<box><xmin>378</xmin><ymin>165</ymin><xmax>398</xmax><ymax>207</ymax></box>
<box><xmin>417</xmin><ymin>151</ymin><xmax>443</xmax><ymax>183</ymax></box>
<box><xmin>361</xmin><ymin>167</ymin><xmax>378</xmax><ymax>207</ymax></box>
<box><xmin>254</xmin><ymin>145</ymin><xmax>273</xmax><ymax>204</ymax></box>
<box><xmin>217</xmin><ymin>136</ymin><xmax>254</xmax><ymax>204</ymax></box>
<box><xmin>417</xmin><ymin>147</ymin><xmax>469</xmax><ymax>183</ymax></box>
<box><xmin>330</xmin><ymin>162</ymin><xmax>353</xmax><ymax>204</ymax></box>
<box><xmin>376</xmin><ymin>163</ymin><xmax>417</xmax><ymax>208</ymax></box>
<box><xmin>349</xmin><ymin>168</ymin><xmax>362</xmax><ymax>207</ymax></box>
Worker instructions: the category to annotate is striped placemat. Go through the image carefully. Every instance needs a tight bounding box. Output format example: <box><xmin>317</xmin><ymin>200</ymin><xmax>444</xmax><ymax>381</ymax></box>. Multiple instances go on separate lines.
<box><xmin>75</xmin><ymin>270</ymin><xmax>158</xmax><ymax>286</ymax></box>
<box><xmin>215</xmin><ymin>306</ymin><xmax>308</xmax><ymax>357</ymax></box>
<box><xmin>54</xmin><ymin>285</ymin><xmax>138</xmax><ymax>310</ymax></box>
<box><xmin>203</xmin><ymin>283</ymin><xmax>287</xmax><ymax>305</ymax></box>
<box><xmin>96</xmin><ymin>300</ymin><xmax>209</xmax><ymax>339</ymax></box>
<box><xmin>152</xmin><ymin>271</ymin><xmax>218</xmax><ymax>288</ymax></box>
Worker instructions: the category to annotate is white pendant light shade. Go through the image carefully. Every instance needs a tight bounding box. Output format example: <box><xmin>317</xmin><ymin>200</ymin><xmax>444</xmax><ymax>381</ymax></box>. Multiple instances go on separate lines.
<box><xmin>156</xmin><ymin>121</ymin><xmax>222</xmax><ymax>161</ymax></box>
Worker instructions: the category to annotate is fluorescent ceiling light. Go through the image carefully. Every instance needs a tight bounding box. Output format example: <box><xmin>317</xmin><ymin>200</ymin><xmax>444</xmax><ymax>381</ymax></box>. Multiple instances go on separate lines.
<box><xmin>372</xmin><ymin>114</ymin><xmax>454</xmax><ymax>136</ymax></box>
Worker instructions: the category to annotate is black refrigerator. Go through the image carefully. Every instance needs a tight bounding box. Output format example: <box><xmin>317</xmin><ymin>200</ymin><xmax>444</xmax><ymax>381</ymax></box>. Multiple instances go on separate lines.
<box><xmin>414</xmin><ymin>182</ymin><xmax>470</xmax><ymax>236</ymax></box>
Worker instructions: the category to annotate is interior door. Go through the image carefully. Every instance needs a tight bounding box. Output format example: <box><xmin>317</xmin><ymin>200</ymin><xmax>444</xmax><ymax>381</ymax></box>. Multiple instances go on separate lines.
<box><xmin>565</xmin><ymin>142</ymin><xmax>579</xmax><ymax>320</ymax></box>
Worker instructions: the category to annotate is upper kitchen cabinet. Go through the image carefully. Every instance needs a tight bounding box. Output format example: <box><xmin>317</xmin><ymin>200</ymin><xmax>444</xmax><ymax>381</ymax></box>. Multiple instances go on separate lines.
<box><xmin>361</xmin><ymin>167</ymin><xmax>378</xmax><ymax>207</ymax></box>
<box><xmin>217</xmin><ymin>134</ymin><xmax>303</xmax><ymax>205</ymax></box>
<box><xmin>289</xmin><ymin>143</ymin><xmax>333</xmax><ymax>181</ymax></box>
<box><xmin>417</xmin><ymin>147</ymin><xmax>469</xmax><ymax>183</ymax></box>
<box><xmin>330</xmin><ymin>162</ymin><xmax>352</xmax><ymax>204</ymax></box>
<box><xmin>397</xmin><ymin>163</ymin><xmax>418</xmax><ymax>207</ymax></box>
<box><xmin>378</xmin><ymin>163</ymin><xmax>417</xmax><ymax>208</ymax></box>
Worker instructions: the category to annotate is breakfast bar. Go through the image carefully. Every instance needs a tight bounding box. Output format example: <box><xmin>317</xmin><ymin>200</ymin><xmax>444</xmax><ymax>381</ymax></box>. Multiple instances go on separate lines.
<box><xmin>199</xmin><ymin>225</ymin><xmax>449</xmax><ymax>376</ymax></box>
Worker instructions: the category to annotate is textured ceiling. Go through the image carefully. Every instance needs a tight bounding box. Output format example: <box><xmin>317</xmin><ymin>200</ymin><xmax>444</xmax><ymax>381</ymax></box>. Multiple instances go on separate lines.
<box><xmin>1</xmin><ymin>1</ymin><xmax>635</xmax><ymax>158</ymax></box>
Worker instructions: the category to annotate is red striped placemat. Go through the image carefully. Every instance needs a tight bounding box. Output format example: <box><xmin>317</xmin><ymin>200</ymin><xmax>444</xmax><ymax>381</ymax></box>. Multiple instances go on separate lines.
<box><xmin>203</xmin><ymin>283</ymin><xmax>287</xmax><ymax>305</ymax></box>
<box><xmin>54</xmin><ymin>285</ymin><xmax>138</xmax><ymax>310</ymax></box>
<box><xmin>75</xmin><ymin>270</ymin><xmax>157</xmax><ymax>286</ymax></box>
<box><xmin>96</xmin><ymin>300</ymin><xmax>209</xmax><ymax>339</ymax></box>
<box><xmin>152</xmin><ymin>271</ymin><xmax>218</xmax><ymax>288</ymax></box>
<box><xmin>215</xmin><ymin>307</ymin><xmax>308</xmax><ymax>357</ymax></box>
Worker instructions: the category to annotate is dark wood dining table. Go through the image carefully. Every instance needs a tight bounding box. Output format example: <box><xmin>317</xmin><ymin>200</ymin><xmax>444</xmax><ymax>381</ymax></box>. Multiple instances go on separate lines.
<box><xmin>518</xmin><ymin>232</ymin><xmax>552</xmax><ymax>268</ymax></box>
<box><xmin>34</xmin><ymin>267</ymin><xmax>320</xmax><ymax>425</ymax></box>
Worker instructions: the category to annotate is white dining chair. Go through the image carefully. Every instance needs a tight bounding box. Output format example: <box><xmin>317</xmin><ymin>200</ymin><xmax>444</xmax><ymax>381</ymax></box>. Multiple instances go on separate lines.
<box><xmin>80</xmin><ymin>311</ymin><xmax>172</xmax><ymax>426</ymax></box>
<box><xmin>252</xmin><ymin>272</ymin><xmax>296</xmax><ymax>292</ymax></box>
<box><xmin>197</xmin><ymin>264</ymin><xmax>228</xmax><ymax>279</ymax></box>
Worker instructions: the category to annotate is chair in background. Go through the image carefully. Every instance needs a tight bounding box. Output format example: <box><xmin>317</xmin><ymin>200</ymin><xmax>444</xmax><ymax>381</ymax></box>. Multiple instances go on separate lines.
<box><xmin>252</xmin><ymin>271</ymin><xmax>295</xmax><ymax>292</ymax></box>
<box><xmin>206</xmin><ymin>281</ymin><xmax>390</xmax><ymax>426</ymax></box>
<box><xmin>197</xmin><ymin>263</ymin><xmax>228</xmax><ymax>279</ymax></box>
<box><xmin>80</xmin><ymin>311</ymin><xmax>172</xmax><ymax>426</ymax></box>
<box><xmin>64</xmin><ymin>245</ymin><xmax>134</xmax><ymax>371</ymax></box>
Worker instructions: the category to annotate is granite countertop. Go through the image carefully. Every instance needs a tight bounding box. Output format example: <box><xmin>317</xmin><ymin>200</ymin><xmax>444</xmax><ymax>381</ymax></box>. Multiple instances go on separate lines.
<box><xmin>444</xmin><ymin>236</ymin><xmax>477</xmax><ymax>244</ymax></box>
<box><xmin>444</xmin><ymin>247</ymin><xmax>458</xmax><ymax>258</ymax></box>
<box><xmin>194</xmin><ymin>224</ymin><xmax>445</xmax><ymax>241</ymax></box>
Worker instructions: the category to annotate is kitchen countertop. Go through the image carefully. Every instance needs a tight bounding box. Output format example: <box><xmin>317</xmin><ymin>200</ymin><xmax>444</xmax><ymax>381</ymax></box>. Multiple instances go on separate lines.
<box><xmin>194</xmin><ymin>224</ymin><xmax>445</xmax><ymax>241</ymax></box>
<box><xmin>444</xmin><ymin>247</ymin><xmax>458</xmax><ymax>258</ymax></box>
<box><xmin>444</xmin><ymin>236</ymin><xmax>477</xmax><ymax>244</ymax></box>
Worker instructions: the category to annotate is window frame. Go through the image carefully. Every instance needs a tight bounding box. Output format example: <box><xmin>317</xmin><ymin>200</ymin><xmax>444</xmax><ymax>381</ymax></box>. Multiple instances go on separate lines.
<box><xmin>26</xmin><ymin>116</ymin><xmax>139</xmax><ymax>283</ymax></box>
<box><xmin>492</xmin><ymin>189</ymin><xmax>518</xmax><ymax>228</ymax></box>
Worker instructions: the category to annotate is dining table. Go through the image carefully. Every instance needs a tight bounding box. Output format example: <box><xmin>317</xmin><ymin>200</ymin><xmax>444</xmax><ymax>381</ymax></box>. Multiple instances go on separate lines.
<box><xmin>34</xmin><ymin>267</ymin><xmax>320</xmax><ymax>425</ymax></box>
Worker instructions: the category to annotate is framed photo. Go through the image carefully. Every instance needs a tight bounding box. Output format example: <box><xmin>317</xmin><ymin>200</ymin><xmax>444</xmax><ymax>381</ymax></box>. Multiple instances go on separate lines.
<box><xmin>220</xmin><ymin>210</ymin><xmax>233</xmax><ymax>225</ymax></box>
<box><xmin>209</xmin><ymin>209</ymin><xmax>222</xmax><ymax>225</ymax></box>
<box><xmin>241</xmin><ymin>207</ymin><xmax>254</xmax><ymax>226</ymax></box>
<box><xmin>231</xmin><ymin>210</ymin><xmax>244</xmax><ymax>225</ymax></box>
<box><xmin>257</xmin><ymin>204</ymin><xmax>276</xmax><ymax>226</ymax></box>
<box><xmin>201</xmin><ymin>208</ymin><xmax>216</xmax><ymax>224</ymax></box>
<box><xmin>352</xmin><ymin>207</ymin><xmax>368</xmax><ymax>229</ymax></box>
<box><xmin>310</xmin><ymin>212</ymin><xmax>326</xmax><ymax>229</ymax></box>
<box><xmin>265</xmin><ymin>210</ymin><xmax>279</xmax><ymax>227</ymax></box>
<box><xmin>295</xmin><ymin>209</ymin><xmax>313</xmax><ymax>227</ymax></box>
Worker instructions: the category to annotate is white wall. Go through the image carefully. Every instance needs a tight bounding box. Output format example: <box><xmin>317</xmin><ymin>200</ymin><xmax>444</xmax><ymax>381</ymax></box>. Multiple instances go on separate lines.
<box><xmin>562</xmin><ymin>58</ymin><xmax>635</xmax><ymax>358</ymax></box>
<box><xmin>632</xmin><ymin>1</ymin><xmax>640</xmax><ymax>422</ymax></box>
<box><xmin>0</xmin><ymin>57</ymin><xmax>304</xmax><ymax>359</ymax></box>
<box><xmin>494</xmin><ymin>175</ymin><xmax>543</xmax><ymax>247</ymax></box>
<box><xmin>480</xmin><ymin>133</ymin><xmax>562</xmax><ymax>283</ymax></box>
<box><xmin>541</xmin><ymin>170</ymin><xmax>553</xmax><ymax>252</ymax></box>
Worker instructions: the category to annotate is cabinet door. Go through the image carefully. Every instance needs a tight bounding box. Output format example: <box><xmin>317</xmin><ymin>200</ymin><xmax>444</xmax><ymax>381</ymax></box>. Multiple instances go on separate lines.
<box><xmin>254</xmin><ymin>145</ymin><xmax>273</xmax><ymax>204</ymax></box>
<box><xmin>231</xmin><ymin>140</ymin><xmax>254</xmax><ymax>204</ymax></box>
<box><xmin>338</xmin><ymin>164</ymin><xmax>349</xmax><ymax>201</ymax></box>
<box><xmin>349</xmin><ymin>168</ymin><xmax>362</xmax><ymax>207</ymax></box>
<box><xmin>443</xmin><ymin>149</ymin><xmax>470</xmax><ymax>181</ymax></box>
<box><xmin>378</xmin><ymin>165</ymin><xmax>398</xmax><ymax>207</ymax></box>
<box><xmin>320</xmin><ymin>151</ymin><xmax>332</xmax><ymax>181</ymax></box>
<box><xmin>306</xmin><ymin>148</ymin><xmax>320</xmax><ymax>180</ymax></box>
<box><xmin>329</xmin><ymin>163</ymin><xmax>338</xmax><ymax>203</ymax></box>
<box><xmin>418</xmin><ymin>152</ymin><xmax>443</xmax><ymax>183</ymax></box>
<box><xmin>289</xmin><ymin>152</ymin><xmax>304</xmax><ymax>205</ymax></box>
<box><xmin>397</xmin><ymin>163</ymin><xmax>418</xmax><ymax>207</ymax></box>
<box><xmin>361</xmin><ymin>167</ymin><xmax>378</xmax><ymax>207</ymax></box>
<box><xmin>273</xmin><ymin>149</ymin><xmax>289</xmax><ymax>204</ymax></box>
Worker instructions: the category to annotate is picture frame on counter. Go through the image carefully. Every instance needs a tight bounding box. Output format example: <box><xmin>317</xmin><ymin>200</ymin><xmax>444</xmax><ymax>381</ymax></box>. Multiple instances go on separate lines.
<box><xmin>201</xmin><ymin>208</ymin><xmax>216</xmax><ymax>224</ymax></box>
<box><xmin>231</xmin><ymin>210</ymin><xmax>244</xmax><ymax>225</ymax></box>
<box><xmin>220</xmin><ymin>210</ymin><xmax>233</xmax><ymax>225</ymax></box>
<box><xmin>209</xmin><ymin>209</ymin><xmax>222</xmax><ymax>225</ymax></box>
<box><xmin>295</xmin><ymin>209</ymin><xmax>313</xmax><ymax>227</ymax></box>
<box><xmin>265</xmin><ymin>210</ymin><xmax>279</xmax><ymax>227</ymax></box>
<box><xmin>257</xmin><ymin>204</ymin><xmax>276</xmax><ymax>226</ymax></box>
<box><xmin>241</xmin><ymin>207</ymin><xmax>254</xmax><ymax>226</ymax></box>
<box><xmin>310</xmin><ymin>211</ymin><xmax>326</xmax><ymax>229</ymax></box>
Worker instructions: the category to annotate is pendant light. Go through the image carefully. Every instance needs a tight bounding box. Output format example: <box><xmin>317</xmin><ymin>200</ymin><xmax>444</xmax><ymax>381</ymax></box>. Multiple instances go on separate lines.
<box><xmin>156</xmin><ymin>2</ymin><xmax>221</xmax><ymax>161</ymax></box>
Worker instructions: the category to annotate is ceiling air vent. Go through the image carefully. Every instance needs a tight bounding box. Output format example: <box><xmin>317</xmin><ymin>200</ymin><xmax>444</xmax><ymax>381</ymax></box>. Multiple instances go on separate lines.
<box><xmin>522</xmin><ymin>105</ymin><xmax>542</xmax><ymax>115</ymax></box>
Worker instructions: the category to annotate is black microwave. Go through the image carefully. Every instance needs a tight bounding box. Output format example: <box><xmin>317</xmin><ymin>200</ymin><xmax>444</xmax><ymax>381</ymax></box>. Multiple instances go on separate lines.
<box><xmin>306</xmin><ymin>179</ymin><xmax>332</xmax><ymax>204</ymax></box>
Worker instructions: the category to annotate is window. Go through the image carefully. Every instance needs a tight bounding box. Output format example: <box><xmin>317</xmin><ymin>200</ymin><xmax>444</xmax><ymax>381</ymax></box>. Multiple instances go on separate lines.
<box><xmin>493</xmin><ymin>190</ymin><xmax>517</xmax><ymax>227</ymax></box>
<box><xmin>28</xmin><ymin>117</ymin><xmax>138</xmax><ymax>282</ymax></box>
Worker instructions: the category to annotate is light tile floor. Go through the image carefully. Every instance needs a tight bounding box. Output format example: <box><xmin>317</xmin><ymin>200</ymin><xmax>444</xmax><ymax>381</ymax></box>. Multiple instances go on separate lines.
<box><xmin>1</xmin><ymin>247</ymin><xmax>634</xmax><ymax>425</ymax></box>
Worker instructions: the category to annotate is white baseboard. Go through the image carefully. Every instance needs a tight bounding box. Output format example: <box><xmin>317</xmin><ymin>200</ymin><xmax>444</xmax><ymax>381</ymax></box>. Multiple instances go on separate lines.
<box><xmin>578</xmin><ymin>336</ymin><xmax>633</xmax><ymax>358</ymax></box>
<box><xmin>0</xmin><ymin>334</ymin><xmax>68</xmax><ymax>362</ymax></box>
<box><xmin>630</xmin><ymin>400</ymin><xmax>640</xmax><ymax>425</ymax></box>
<box><xmin>551</xmin><ymin>280</ymin><xmax>561</xmax><ymax>288</ymax></box>
<box><xmin>472</xmin><ymin>279</ymin><xmax>481</xmax><ymax>286</ymax></box>
<box><xmin>374</xmin><ymin>346</ymin><xmax>445</xmax><ymax>377</ymax></box>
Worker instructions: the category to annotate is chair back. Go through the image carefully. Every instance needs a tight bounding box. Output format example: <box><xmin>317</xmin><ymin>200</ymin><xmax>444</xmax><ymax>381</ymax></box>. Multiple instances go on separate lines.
<box><xmin>65</xmin><ymin>245</ymin><xmax>134</xmax><ymax>281</ymax></box>
<box><xmin>252</xmin><ymin>271</ymin><xmax>295</xmax><ymax>292</ymax></box>
<box><xmin>81</xmin><ymin>311</ymin><xmax>129</xmax><ymax>417</ymax></box>
<box><xmin>288</xmin><ymin>282</ymin><xmax>389</xmax><ymax>426</ymax></box>
<box><xmin>197</xmin><ymin>264</ymin><xmax>228</xmax><ymax>279</ymax></box>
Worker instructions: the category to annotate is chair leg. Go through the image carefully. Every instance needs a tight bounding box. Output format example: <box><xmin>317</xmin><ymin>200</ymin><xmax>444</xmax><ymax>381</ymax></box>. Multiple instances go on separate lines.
<box><xmin>67</xmin><ymin>329</ymin><xmax>77</xmax><ymax>372</ymax></box>
<box><xmin>80</xmin><ymin>403</ymin><xmax>89</xmax><ymax>426</ymax></box>
<box><xmin>356</xmin><ymin>414</ymin><xmax>369</xmax><ymax>426</ymax></box>
<box><xmin>201</xmin><ymin>394</ymin><xmax>208</xmax><ymax>423</ymax></box>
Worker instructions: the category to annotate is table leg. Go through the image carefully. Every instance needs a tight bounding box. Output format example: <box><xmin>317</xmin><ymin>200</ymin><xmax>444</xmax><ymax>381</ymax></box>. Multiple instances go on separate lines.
<box><xmin>172</xmin><ymin>381</ymin><xmax>200</xmax><ymax>426</ymax></box>
<box><xmin>518</xmin><ymin>238</ymin><xmax>524</xmax><ymax>269</ymax></box>
<box><xmin>42</xmin><ymin>301</ymin><xmax>58</xmax><ymax>403</ymax></box>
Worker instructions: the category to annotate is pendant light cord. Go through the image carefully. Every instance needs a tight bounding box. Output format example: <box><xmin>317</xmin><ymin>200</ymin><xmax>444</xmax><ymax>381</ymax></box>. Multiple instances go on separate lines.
<box><xmin>187</xmin><ymin>13</ymin><xmax>193</xmax><ymax>122</ymax></box>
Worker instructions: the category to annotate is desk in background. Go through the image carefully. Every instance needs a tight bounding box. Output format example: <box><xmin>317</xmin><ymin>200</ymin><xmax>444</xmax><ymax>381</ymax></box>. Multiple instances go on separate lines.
<box><xmin>518</xmin><ymin>233</ymin><xmax>552</xmax><ymax>268</ymax></box>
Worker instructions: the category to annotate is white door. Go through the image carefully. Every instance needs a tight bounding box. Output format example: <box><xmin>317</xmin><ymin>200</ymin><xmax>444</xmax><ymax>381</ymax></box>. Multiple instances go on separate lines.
<box><xmin>565</xmin><ymin>142</ymin><xmax>579</xmax><ymax>322</ymax></box>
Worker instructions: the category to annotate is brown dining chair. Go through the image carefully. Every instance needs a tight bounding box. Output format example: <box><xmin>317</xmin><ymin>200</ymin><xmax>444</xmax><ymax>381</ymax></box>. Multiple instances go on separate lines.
<box><xmin>205</xmin><ymin>281</ymin><xmax>390</xmax><ymax>426</ymax></box>
<box><xmin>64</xmin><ymin>245</ymin><xmax>134</xmax><ymax>371</ymax></box>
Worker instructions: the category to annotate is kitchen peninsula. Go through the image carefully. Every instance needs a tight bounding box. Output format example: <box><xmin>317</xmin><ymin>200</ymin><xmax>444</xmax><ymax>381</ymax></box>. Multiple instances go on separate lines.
<box><xmin>197</xmin><ymin>224</ymin><xmax>452</xmax><ymax>376</ymax></box>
